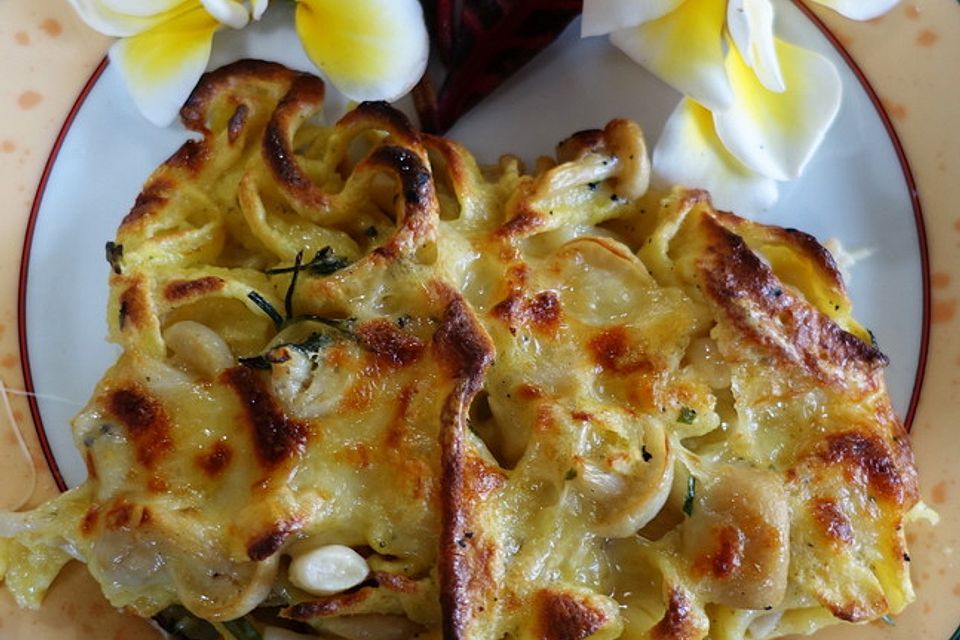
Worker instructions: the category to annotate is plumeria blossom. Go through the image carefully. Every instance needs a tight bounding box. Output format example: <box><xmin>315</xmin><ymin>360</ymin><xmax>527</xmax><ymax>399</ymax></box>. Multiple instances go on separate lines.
<box><xmin>68</xmin><ymin>0</ymin><xmax>268</xmax><ymax>126</ymax></box>
<box><xmin>67</xmin><ymin>0</ymin><xmax>429</xmax><ymax>127</ymax></box>
<box><xmin>583</xmin><ymin>0</ymin><xmax>899</xmax><ymax>214</ymax></box>
<box><xmin>294</xmin><ymin>0</ymin><xmax>430</xmax><ymax>103</ymax></box>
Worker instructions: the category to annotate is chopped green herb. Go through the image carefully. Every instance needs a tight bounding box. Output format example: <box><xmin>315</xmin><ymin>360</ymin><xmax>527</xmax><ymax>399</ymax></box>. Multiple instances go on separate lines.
<box><xmin>293</xmin><ymin>331</ymin><xmax>332</xmax><ymax>354</ymax></box>
<box><xmin>880</xmin><ymin>614</ymin><xmax>895</xmax><ymax>626</ymax></box>
<box><xmin>221</xmin><ymin>617</ymin><xmax>263</xmax><ymax>640</ymax></box>
<box><xmin>683</xmin><ymin>475</ymin><xmax>696</xmax><ymax>516</ymax></box>
<box><xmin>153</xmin><ymin>605</ymin><xmax>219</xmax><ymax>640</ymax></box>
<box><xmin>247</xmin><ymin>291</ymin><xmax>284</xmax><ymax>329</ymax></box>
<box><xmin>266</xmin><ymin>246</ymin><xmax>350</xmax><ymax>276</ymax></box>
<box><xmin>678</xmin><ymin>407</ymin><xmax>697</xmax><ymax>424</ymax></box>
<box><xmin>239</xmin><ymin>332</ymin><xmax>333</xmax><ymax>370</ymax></box>
<box><xmin>105</xmin><ymin>241</ymin><xmax>123</xmax><ymax>275</ymax></box>
<box><xmin>868</xmin><ymin>328</ymin><xmax>880</xmax><ymax>349</ymax></box>
<box><xmin>237</xmin><ymin>355</ymin><xmax>273</xmax><ymax>370</ymax></box>
<box><xmin>565</xmin><ymin>468</ymin><xmax>578</xmax><ymax>481</ymax></box>
<box><xmin>283</xmin><ymin>250</ymin><xmax>305</xmax><ymax>319</ymax></box>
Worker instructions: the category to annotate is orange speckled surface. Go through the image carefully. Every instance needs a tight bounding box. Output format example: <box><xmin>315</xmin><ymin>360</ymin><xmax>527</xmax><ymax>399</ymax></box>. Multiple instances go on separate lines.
<box><xmin>0</xmin><ymin>0</ymin><xmax>958</xmax><ymax>638</ymax></box>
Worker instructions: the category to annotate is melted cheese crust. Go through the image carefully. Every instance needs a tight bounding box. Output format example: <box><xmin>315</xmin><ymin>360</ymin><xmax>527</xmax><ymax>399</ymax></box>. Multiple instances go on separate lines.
<box><xmin>0</xmin><ymin>61</ymin><xmax>919</xmax><ymax>640</ymax></box>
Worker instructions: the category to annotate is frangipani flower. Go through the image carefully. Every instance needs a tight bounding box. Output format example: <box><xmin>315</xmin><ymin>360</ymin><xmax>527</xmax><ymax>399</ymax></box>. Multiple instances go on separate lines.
<box><xmin>655</xmin><ymin>33</ymin><xmax>840</xmax><ymax>212</ymax></box>
<box><xmin>652</xmin><ymin>97</ymin><xmax>779</xmax><ymax>214</ymax></box>
<box><xmin>583</xmin><ymin>0</ymin><xmax>899</xmax><ymax>214</ymax></box>
<box><xmin>67</xmin><ymin>0</ymin><xmax>429</xmax><ymax>128</ymax></box>
<box><xmin>68</xmin><ymin>0</ymin><xmax>268</xmax><ymax>126</ymax></box>
<box><xmin>295</xmin><ymin>0</ymin><xmax>429</xmax><ymax>104</ymax></box>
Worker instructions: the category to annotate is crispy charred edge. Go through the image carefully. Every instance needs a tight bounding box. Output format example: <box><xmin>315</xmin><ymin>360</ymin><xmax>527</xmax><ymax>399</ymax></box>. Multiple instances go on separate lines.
<box><xmin>712</xmin><ymin>209</ymin><xmax>848</xmax><ymax>294</ymax></box>
<box><xmin>431</xmin><ymin>290</ymin><xmax>499</xmax><ymax>639</ymax></box>
<box><xmin>121</xmin><ymin>61</ymin><xmax>298</xmax><ymax>231</ymax></box>
<box><xmin>262</xmin><ymin>73</ymin><xmax>330</xmax><ymax>209</ymax></box>
<box><xmin>695</xmin><ymin>214</ymin><xmax>888</xmax><ymax>385</ymax></box>
<box><xmin>338</xmin><ymin>100</ymin><xmax>423</xmax><ymax>149</ymax></box>
<box><xmin>556</xmin><ymin>118</ymin><xmax>648</xmax><ymax>198</ymax></box>
<box><xmin>533</xmin><ymin>590</ymin><xmax>610</xmax><ymax>640</ymax></box>
<box><xmin>282</xmin><ymin>571</ymin><xmax>420</xmax><ymax>620</ymax></box>
<box><xmin>556</xmin><ymin>128</ymin><xmax>606</xmax><ymax>161</ymax></box>
<box><xmin>422</xmin><ymin>133</ymin><xmax>473</xmax><ymax>192</ymax></box>
<box><xmin>265</xmin><ymin>95</ymin><xmax>425</xmax><ymax>211</ymax></box>
<box><xmin>364</xmin><ymin>144</ymin><xmax>438</xmax><ymax>259</ymax></box>
<box><xmin>121</xmin><ymin>177</ymin><xmax>176</xmax><ymax>227</ymax></box>
<box><xmin>221</xmin><ymin>366</ymin><xmax>308</xmax><ymax>470</ymax></box>
<box><xmin>180</xmin><ymin>59</ymin><xmax>300</xmax><ymax>133</ymax></box>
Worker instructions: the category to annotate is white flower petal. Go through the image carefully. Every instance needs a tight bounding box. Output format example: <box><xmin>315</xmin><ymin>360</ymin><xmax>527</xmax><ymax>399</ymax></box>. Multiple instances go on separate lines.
<box><xmin>67</xmin><ymin>0</ymin><xmax>192</xmax><ymax>36</ymax></box>
<box><xmin>653</xmin><ymin>98</ymin><xmax>779</xmax><ymax>215</ymax></box>
<box><xmin>726</xmin><ymin>0</ymin><xmax>784</xmax><ymax>92</ymax></box>
<box><xmin>713</xmin><ymin>38</ymin><xmax>841</xmax><ymax>181</ymax></box>
<box><xmin>199</xmin><ymin>0</ymin><xmax>249</xmax><ymax>29</ymax></box>
<box><xmin>251</xmin><ymin>0</ymin><xmax>269</xmax><ymax>20</ymax></box>
<box><xmin>609</xmin><ymin>0</ymin><xmax>732</xmax><ymax>111</ymax></box>
<box><xmin>581</xmin><ymin>0</ymin><xmax>685</xmax><ymax>38</ymax></box>
<box><xmin>295</xmin><ymin>0</ymin><xmax>429</xmax><ymax>102</ymax></box>
<box><xmin>809</xmin><ymin>0</ymin><xmax>901</xmax><ymax>21</ymax></box>
<box><xmin>110</xmin><ymin>5</ymin><xmax>220</xmax><ymax>125</ymax></box>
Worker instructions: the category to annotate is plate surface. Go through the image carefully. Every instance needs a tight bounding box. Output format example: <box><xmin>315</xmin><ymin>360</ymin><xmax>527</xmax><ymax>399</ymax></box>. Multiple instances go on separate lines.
<box><xmin>0</xmin><ymin>1</ymin><xmax>957</xmax><ymax>638</ymax></box>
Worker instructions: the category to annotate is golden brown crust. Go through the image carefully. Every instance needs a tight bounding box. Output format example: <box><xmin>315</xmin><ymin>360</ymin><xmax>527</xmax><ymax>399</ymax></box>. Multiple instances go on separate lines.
<box><xmin>713</xmin><ymin>210</ymin><xmax>847</xmax><ymax>294</ymax></box>
<box><xmin>811</xmin><ymin>498</ymin><xmax>854</xmax><ymax>545</ymax></box>
<box><xmin>356</xmin><ymin>320</ymin><xmax>425</xmax><ymax>367</ymax></box>
<box><xmin>221</xmin><ymin>366</ymin><xmax>308</xmax><ymax>470</ymax></box>
<box><xmin>163</xmin><ymin>276</ymin><xmax>225</xmax><ymax>302</ymax></box>
<box><xmin>196</xmin><ymin>441</ymin><xmax>233</xmax><ymax>478</ymax></box>
<box><xmin>434</xmin><ymin>293</ymin><xmax>496</xmax><ymax>639</ymax></box>
<box><xmin>180</xmin><ymin>59</ymin><xmax>299</xmax><ymax>133</ymax></box>
<box><xmin>262</xmin><ymin>74</ymin><xmax>329</xmax><ymax>209</ymax></box>
<box><xmin>105</xmin><ymin>386</ymin><xmax>172</xmax><ymax>469</ymax></box>
<box><xmin>650</xmin><ymin>589</ymin><xmax>704</xmax><ymax>640</ymax></box>
<box><xmin>696</xmin><ymin>213</ymin><xmax>887</xmax><ymax>386</ymax></box>
<box><xmin>533</xmin><ymin>589</ymin><xmax>610</xmax><ymax>640</ymax></box>
<box><xmin>116</xmin><ymin>277</ymin><xmax>149</xmax><ymax>331</ymax></box>
<box><xmin>121</xmin><ymin>178</ymin><xmax>174</xmax><ymax>226</ymax></box>
<box><xmin>819</xmin><ymin>431</ymin><xmax>916</xmax><ymax>505</ymax></box>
